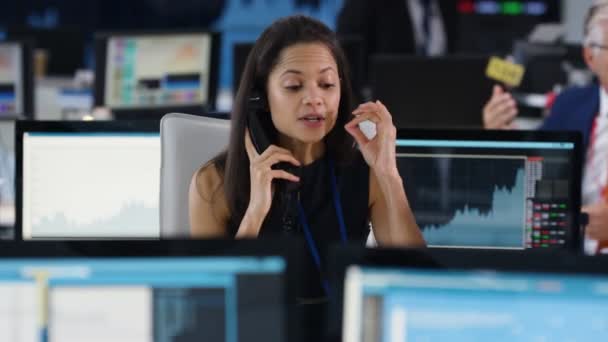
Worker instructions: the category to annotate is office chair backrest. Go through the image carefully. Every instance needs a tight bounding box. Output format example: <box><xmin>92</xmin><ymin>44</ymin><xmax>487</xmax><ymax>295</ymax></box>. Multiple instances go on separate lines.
<box><xmin>160</xmin><ymin>113</ymin><xmax>230</xmax><ymax>237</ymax></box>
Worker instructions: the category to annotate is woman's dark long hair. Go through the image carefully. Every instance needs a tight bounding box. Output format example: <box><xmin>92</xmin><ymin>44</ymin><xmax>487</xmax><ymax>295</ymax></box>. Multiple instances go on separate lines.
<box><xmin>213</xmin><ymin>15</ymin><xmax>357</xmax><ymax>235</ymax></box>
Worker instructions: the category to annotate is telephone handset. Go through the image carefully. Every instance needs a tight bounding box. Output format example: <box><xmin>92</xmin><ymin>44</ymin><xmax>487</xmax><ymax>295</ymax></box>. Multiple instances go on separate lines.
<box><xmin>247</xmin><ymin>94</ymin><xmax>301</xmax><ymax>191</ymax></box>
<box><xmin>248</xmin><ymin>94</ymin><xmax>301</xmax><ymax>234</ymax></box>
<box><xmin>247</xmin><ymin>95</ymin><xmax>274</xmax><ymax>156</ymax></box>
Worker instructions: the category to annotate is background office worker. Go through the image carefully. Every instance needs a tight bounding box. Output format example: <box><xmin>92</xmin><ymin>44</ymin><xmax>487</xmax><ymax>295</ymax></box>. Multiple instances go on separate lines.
<box><xmin>336</xmin><ymin>0</ymin><xmax>458</xmax><ymax>57</ymax></box>
<box><xmin>189</xmin><ymin>16</ymin><xmax>424</xmax><ymax>248</ymax></box>
<box><xmin>483</xmin><ymin>1</ymin><xmax>608</xmax><ymax>245</ymax></box>
<box><xmin>336</xmin><ymin>0</ymin><xmax>458</xmax><ymax>97</ymax></box>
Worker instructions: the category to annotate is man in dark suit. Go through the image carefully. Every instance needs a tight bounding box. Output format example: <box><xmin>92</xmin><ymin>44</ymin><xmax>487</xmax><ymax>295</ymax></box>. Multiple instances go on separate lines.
<box><xmin>336</xmin><ymin>0</ymin><xmax>459</xmax><ymax>57</ymax></box>
<box><xmin>483</xmin><ymin>1</ymin><xmax>608</xmax><ymax>249</ymax></box>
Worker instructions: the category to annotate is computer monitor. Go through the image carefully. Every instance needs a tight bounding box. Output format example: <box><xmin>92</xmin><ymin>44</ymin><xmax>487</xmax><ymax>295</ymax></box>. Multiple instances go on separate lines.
<box><xmin>94</xmin><ymin>31</ymin><xmax>220</xmax><ymax>119</ymax></box>
<box><xmin>509</xmin><ymin>41</ymin><xmax>570</xmax><ymax>118</ymax></box>
<box><xmin>0</xmin><ymin>239</ymin><xmax>297</xmax><ymax>342</ymax></box>
<box><xmin>512</xmin><ymin>40</ymin><xmax>568</xmax><ymax>94</ymax></box>
<box><xmin>15</xmin><ymin>120</ymin><xmax>161</xmax><ymax>240</ymax></box>
<box><xmin>564</xmin><ymin>43</ymin><xmax>586</xmax><ymax>70</ymax></box>
<box><xmin>395</xmin><ymin>129</ymin><xmax>582</xmax><ymax>250</ymax></box>
<box><xmin>6</xmin><ymin>26</ymin><xmax>85</xmax><ymax>76</ymax></box>
<box><xmin>0</xmin><ymin>40</ymin><xmax>34</xmax><ymax>119</ymax></box>
<box><xmin>339</xmin><ymin>248</ymin><xmax>608</xmax><ymax>342</ymax></box>
<box><xmin>456</xmin><ymin>0</ymin><xmax>561</xmax><ymax>55</ymax></box>
<box><xmin>371</xmin><ymin>55</ymin><xmax>493</xmax><ymax>129</ymax></box>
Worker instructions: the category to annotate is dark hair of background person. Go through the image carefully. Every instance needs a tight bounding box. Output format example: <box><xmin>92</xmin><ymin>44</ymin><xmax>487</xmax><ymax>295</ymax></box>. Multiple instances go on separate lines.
<box><xmin>209</xmin><ymin>15</ymin><xmax>357</xmax><ymax>236</ymax></box>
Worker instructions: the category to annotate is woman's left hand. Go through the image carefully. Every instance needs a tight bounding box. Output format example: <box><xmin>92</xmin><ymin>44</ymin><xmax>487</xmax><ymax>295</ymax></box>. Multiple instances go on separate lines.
<box><xmin>345</xmin><ymin>100</ymin><xmax>399</xmax><ymax>177</ymax></box>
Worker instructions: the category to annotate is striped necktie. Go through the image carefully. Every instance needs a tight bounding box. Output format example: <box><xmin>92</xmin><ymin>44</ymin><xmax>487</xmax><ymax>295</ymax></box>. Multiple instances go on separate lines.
<box><xmin>420</xmin><ymin>0</ymin><xmax>431</xmax><ymax>38</ymax></box>
<box><xmin>418</xmin><ymin>0</ymin><xmax>432</xmax><ymax>55</ymax></box>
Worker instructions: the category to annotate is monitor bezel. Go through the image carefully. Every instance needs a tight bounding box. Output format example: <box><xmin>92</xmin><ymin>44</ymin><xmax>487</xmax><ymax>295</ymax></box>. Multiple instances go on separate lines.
<box><xmin>14</xmin><ymin>120</ymin><xmax>161</xmax><ymax>241</ymax></box>
<box><xmin>94</xmin><ymin>29</ymin><xmax>221</xmax><ymax>119</ymax></box>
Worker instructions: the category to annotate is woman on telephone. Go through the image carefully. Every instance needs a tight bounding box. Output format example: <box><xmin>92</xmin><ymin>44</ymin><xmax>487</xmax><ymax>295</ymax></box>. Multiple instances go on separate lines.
<box><xmin>189</xmin><ymin>15</ymin><xmax>424</xmax><ymax>253</ymax></box>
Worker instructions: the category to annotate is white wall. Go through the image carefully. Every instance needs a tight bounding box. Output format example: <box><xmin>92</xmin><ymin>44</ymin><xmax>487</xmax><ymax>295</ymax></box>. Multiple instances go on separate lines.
<box><xmin>564</xmin><ymin>0</ymin><xmax>595</xmax><ymax>43</ymax></box>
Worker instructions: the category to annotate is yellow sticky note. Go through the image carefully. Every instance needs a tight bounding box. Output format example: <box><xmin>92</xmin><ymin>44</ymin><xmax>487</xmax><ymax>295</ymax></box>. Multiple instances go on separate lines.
<box><xmin>485</xmin><ymin>56</ymin><xmax>525</xmax><ymax>88</ymax></box>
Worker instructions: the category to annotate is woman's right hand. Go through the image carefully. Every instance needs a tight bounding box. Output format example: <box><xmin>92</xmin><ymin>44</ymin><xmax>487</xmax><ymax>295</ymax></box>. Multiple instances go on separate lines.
<box><xmin>237</xmin><ymin>130</ymin><xmax>300</xmax><ymax>238</ymax></box>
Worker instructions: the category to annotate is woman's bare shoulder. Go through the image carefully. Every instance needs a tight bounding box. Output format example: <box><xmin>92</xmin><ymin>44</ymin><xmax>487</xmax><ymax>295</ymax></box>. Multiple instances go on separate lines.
<box><xmin>194</xmin><ymin>162</ymin><xmax>221</xmax><ymax>193</ymax></box>
<box><xmin>191</xmin><ymin>162</ymin><xmax>229</xmax><ymax>216</ymax></box>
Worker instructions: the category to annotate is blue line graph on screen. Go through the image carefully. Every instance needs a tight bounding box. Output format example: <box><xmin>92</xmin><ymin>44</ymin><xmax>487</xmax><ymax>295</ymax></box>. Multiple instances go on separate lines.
<box><xmin>422</xmin><ymin>168</ymin><xmax>525</xmax><ymax>248</ymax></box>
<box><xmin>397</xmin><ymin>155</ymin><xmax>526</xmax><ymax>248</ymax></box>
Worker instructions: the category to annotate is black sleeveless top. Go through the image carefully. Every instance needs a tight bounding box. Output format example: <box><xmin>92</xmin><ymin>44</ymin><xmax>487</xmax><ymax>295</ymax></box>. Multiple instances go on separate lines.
<box><xmin>260</xmin><ymin>152</ymin><xmax>371</xmax><ymax>298</ymax></box>
<box><xmin>258</xmin><ymin>152</ymin><xmax>370</xmax><ymax>239</ymax></box>
<box><xmin>226</xmin><ymin>151</ymin><xmax>370</xmax><ymax>297</ymax></box>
